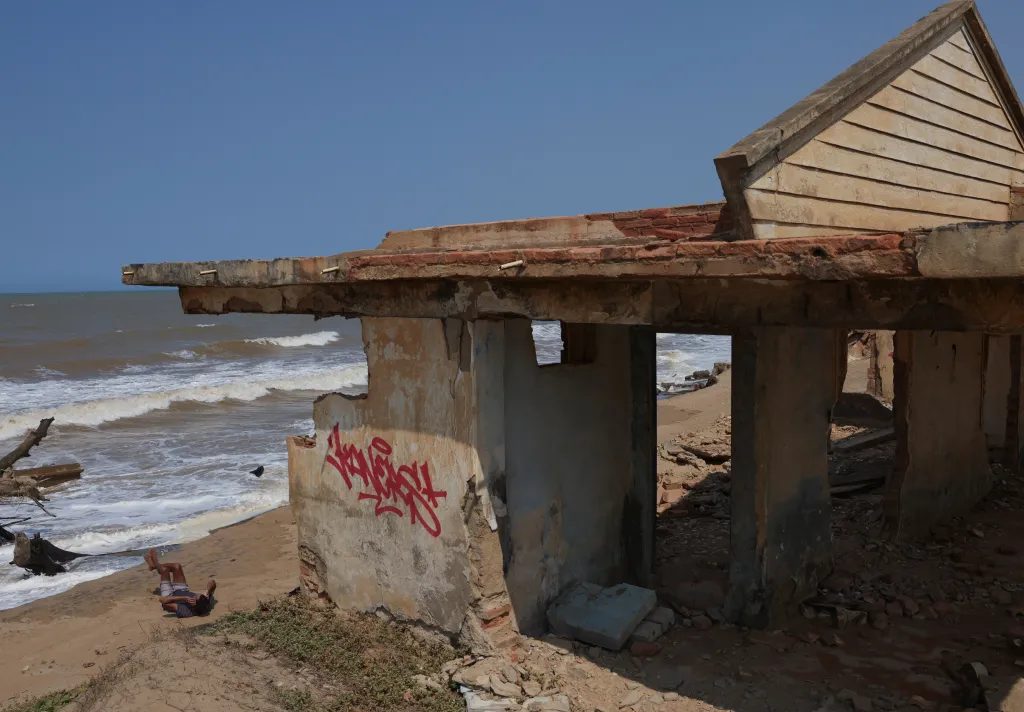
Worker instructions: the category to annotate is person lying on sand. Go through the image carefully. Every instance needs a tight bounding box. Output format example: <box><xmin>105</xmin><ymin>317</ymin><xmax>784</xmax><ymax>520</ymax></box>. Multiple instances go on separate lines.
<box><xmin>144</xmin><ymin>548</ymin><xmax>216</xmax><ymax>618</ymax></box>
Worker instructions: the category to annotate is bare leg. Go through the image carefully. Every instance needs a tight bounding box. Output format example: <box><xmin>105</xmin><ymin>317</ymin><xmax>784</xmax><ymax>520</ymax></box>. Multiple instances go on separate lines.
<box><xmin>206</xmin><ymin>579</ymin><xmax>216</xmax><ymax>598</ymax></box>
<box><xmin>144</xmin><ymin>548</ymin><xmax>159</xmax><ymax>571</ymax></box>
<box><xmin>157</xmin><ymin>562</ymin><xmax>187</xmax><ymax>586</ymax></box>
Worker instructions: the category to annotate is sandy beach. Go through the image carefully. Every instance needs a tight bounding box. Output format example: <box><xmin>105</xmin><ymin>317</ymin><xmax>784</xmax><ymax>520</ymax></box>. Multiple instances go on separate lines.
<box><xmin>0</xmin><ymin>374</ymin><xmax>739</xmax><ymax>706</ymax></box>
<box><xmin>0</xmin><ymin>507</ymin><xmax>298</xmax><ymax>703</ymax></box>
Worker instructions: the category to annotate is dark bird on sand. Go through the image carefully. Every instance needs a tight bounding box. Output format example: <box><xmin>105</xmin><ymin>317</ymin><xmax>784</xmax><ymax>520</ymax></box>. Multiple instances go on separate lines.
<box><xmin>250</xmin><ymin>466</ymin><xmax>264</xmax><ymax>477</ymax></box>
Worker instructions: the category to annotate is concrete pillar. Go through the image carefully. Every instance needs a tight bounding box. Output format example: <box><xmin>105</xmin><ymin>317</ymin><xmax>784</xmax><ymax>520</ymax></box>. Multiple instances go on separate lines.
<box><xmin>726</xmin><ymin>328</ymin><xmax>835</xmax><ymax>628</ymax></box>
<box><xmin>984</xmin><ymin>335</ymin><xmax>1012</xmax><ymax>452</ymax></box>
<box><xmin>983</xmin><ymin>334</ymin><xmax>1024</xmax><ymax>472</ymax></box>
<box><xmin>867</xmin><ymin>330</ymin><xmax>895</xmax><ymax>401</ymax></box>
<box><xmin>884</xmin><ymin>331</ymin><xmax>991</xmax><ymax>537</ymax></box>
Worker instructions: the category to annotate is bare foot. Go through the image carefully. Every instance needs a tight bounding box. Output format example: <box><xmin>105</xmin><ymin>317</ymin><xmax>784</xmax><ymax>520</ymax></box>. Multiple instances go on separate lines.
<box><xmin>206</xmin><ymin>579</ymin><xmax>217</xmax><ymax>598</ymax></box>
<box><xmin>144</xmin><ymin>548</ymin><xmax>159</xmax><ymax>571</ymax></box>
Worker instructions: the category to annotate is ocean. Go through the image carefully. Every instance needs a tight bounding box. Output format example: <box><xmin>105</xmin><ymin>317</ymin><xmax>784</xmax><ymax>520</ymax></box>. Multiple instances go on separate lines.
<box><xmin>0</xmin><ymin>290</ymin><xmax>729</xmax><ymax>610</ymax></box>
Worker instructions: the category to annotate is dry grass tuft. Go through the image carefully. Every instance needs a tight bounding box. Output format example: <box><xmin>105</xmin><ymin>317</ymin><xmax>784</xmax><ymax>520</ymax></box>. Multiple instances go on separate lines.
<box><xmin>207</xmin><ymin>596</ymin><xmax>466</xmax><ymax>712</ymax></box>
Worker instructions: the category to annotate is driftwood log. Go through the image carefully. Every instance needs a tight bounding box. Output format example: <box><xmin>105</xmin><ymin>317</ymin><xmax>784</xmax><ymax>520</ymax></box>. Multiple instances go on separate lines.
<box><xmin>13</xmin><ymin>532</ymin><xmax>88</xmax><ymax>576</ymax></box>
<box><xmin>0</xmin><ymin>418</ymin><xmax>55</xmax><ymax>472</ymax></box>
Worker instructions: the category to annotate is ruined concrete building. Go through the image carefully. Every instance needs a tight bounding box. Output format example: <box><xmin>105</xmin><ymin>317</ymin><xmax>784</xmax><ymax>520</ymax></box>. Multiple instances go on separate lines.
<box><xmin>123</xmin><ymin>1</ymin><xmax>1024</xmax><ymax>641</ymax></box>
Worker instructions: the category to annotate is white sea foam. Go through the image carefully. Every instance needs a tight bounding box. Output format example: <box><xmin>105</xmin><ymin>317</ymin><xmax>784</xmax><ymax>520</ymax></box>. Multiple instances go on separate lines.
<box><xmin>166</xmin><ymin>349</ymin><xmax>200</xmax><ymax>360</ymax></box>
<box><xmin>53</xmin><ymin>522</ymin><xmax>180</xmax><ymax>554</ymax></box>
<box><xmin>245</xmin><ymin>331</ymin><xmax>339</xmax><ymax>348</ymax></box>
<box><xmin>33</xmin><ymin>366</ymin><xmax>67</xmax><ymax>378</ymax></box>
<box><xmin>0</xmin><ymin>559</ymin><xmax>135</xmax><ymax>611</ymax></box>
<box><xmin>9</xmin><ymin>303</ymin><xmax>34</xmax><ymax>308</ymax></box>
<box><xmin>0</xmin><ymin>363</ymin><xmax>367</xmax><ymax>440</ymax></box>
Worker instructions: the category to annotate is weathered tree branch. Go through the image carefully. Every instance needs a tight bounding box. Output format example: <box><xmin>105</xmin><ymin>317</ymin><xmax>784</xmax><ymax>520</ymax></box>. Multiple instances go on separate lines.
<box><xmin>0</xmin><ymin>418</ymin><xmax>55</xmax><ymax>473</ymax></box>
<box><xmin>13</xmin><ymin>532</ymin><xmax>88</xmax><ymax>575</ymax></box>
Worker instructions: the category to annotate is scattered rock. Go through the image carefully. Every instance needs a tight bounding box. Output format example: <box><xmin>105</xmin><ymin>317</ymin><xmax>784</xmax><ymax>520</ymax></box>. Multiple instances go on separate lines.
<box><xmin>691</xmin><ymin>614</ymin><xmax>713</xmax><ymax>631</ymax></box>
<box><xmin>522</xmin><ymin>680</ymin><xmax>542</xmax><ymax>697</ymax></box>
<box><xmin>997</xmin><ymin>544</ymin><xmax>1019</xmax><ymax>556</ymax></box>
<box><xmin>837</xmin><ymin>688</ymin><xmax>874</xmax><ymax>711</ymax></box>
<box><xmin>869</xmin><ymin>612</ymin><xmax>890</xmax><ymax>630</ymax></box>
<box><xmin>885</xmin><ymin>601</ymin><xmax>904</xmax><ymax>618</ymax></box>
<box><xmin>82</xmin><ymin>662</ymin><xmax>95</xmax><ymax>668</ymax></box>
<box><xmin>522</xmin><ymin>695</ymin><xmax>571</xmax><ymax>712</ymax></box>
<box><xmin>898</xmin><ymin>597</ymin><xmax>920</xmax><ymax>616</ymax></box>
<box><xmin>629</xmin><ymin>621</ymin><xmax>664</xmax><ymax>644</ymax></box>
<box><xmin>629</xmin><ymin>641</ymin><xmax>661</xmax><ymax>658</ymax></box>
<box><xmin>646</xmin><ymin>606</ymin><xmax>675</xmax><ymax>629</ymax></box>
<box><xmin>489</xmin><ymin>676</ymin><xmax>522</xmax><ymax>698</ymax></box>
<box><xmin>992</xmin><ymin>587</ymin><xmax>1013</xmax><ymax>606</ymax></box>
<box><xmin>619</xmin><ymin>689</ymin><xmax>645</xmax><ymax>708</ymax></box>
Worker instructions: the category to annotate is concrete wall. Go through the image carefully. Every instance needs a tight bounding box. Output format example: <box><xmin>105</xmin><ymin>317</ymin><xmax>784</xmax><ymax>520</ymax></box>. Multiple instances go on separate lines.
<box><xmin>886</xmin><ymin>331</ymin><xmax>991</xmax><ymax>536</ymax></box>
<box><xmin>288</xmin><ymin>316</ymin><xmax>655</xmax><ymax>640</ymax></box>
<box><xmin>502</xmin><ymin>320</ymin><xmax>654</xmax><ymax>634</ymax></box>
<box><xmin>288</xmin><ymin>317</ymin><xmax>501</xmax><ymax>636</ymax></box>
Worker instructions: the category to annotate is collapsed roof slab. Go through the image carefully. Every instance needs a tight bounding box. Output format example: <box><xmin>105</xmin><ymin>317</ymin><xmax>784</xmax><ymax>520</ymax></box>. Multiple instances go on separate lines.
<box><xmin>123</xmin><ymin>220</ymin><xmax>1024</xmax><ymax>289</ymax></box>
<box><xmin>172</xmin><ymin>276</ymin><xmax>1024</xmax><ymax>335</ymax></box>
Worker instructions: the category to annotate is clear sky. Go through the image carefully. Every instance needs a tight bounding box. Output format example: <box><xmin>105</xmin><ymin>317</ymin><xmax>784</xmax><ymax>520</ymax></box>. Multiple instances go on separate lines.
<box><xmin>2</xmin><ymin>1</ymin><xmax>1022</xmax><ymax>292</ymax></box>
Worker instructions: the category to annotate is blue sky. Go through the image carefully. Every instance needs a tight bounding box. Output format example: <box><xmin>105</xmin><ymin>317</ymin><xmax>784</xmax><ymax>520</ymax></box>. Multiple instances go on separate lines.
<box><xmin>2</xmin><ymin>1</ymin><xmax>1022</xmax><ymax>292</ymax></box>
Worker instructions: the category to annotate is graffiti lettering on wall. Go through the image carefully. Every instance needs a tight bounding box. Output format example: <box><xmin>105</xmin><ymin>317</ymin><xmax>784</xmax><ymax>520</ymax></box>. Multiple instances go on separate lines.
<box><xmin>325</xmin><ymin>425</ymin><xmax>448</xmax><ymax>537</ymax></box>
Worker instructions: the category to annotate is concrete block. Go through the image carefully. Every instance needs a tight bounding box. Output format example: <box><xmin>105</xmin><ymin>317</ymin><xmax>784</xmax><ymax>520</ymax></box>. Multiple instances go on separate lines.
<box><xmin>546</xmin><ymin>582</ymin><xmax>657</xmax><ymax>650</ymax></box>
<box><xmin>629</xmin><ymin>621</ymin><xmax>664</xmax><ymax>643</ymax></box>
<box><xmin>646</xmin><ymin>606</ymin><xmax>675</xmax><ymax>629</ymax></box>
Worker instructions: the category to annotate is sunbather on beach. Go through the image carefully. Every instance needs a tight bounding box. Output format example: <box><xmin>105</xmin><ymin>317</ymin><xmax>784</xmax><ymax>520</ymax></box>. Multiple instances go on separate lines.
<box><xmin>144</xmin><ymin>548</ymin><xmax>216</xmax><ymax>618</ymax></box>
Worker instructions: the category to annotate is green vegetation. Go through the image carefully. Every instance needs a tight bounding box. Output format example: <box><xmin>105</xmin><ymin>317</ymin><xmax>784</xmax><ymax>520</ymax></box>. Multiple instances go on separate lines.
<box><xmin>208</xmin><ymin>597</ymin><xmax>465</xmax><ymax>712</ymax></box>
<box><xmin>1</xmin><ymin>688</ymin><xmax>81</xmax><ymax>712</ymax></box>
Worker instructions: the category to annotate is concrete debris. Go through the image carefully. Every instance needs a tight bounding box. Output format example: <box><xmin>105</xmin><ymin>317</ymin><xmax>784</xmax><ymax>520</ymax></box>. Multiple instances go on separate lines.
<box><xmin>628</xmin><ymin>622</ymin><xmax>662</xmax><ymax>644</ymax></box>
<box><xmin>462</xmin><ymin>690</ymin><xmax>518</xmax><ymax>711</ymax></box>
<box><xmin>546</xmin><ymin>582</ymin><xmax>657</xmax><ymax>650</ymax></box>
<box><xmin>521</xmin><ymin>695</ymin><xmax>571</xmax><ymax>711</ymax></box>
<box><xmin>489</xmin><ymin>676</ymin><xmax>523</xmax><ymax>698</ymax></box>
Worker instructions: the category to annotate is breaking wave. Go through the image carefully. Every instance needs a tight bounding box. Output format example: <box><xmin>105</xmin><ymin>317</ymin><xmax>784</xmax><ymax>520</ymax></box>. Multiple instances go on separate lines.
<box><xmin>245</xmin><ymin>331</ymin><xmax>339</xmax><ymax>348</ymax></box>
<box><xmin>0</xmin><ymin>364</ymin><xmax>367</xmax><ymax>440</ymax></box>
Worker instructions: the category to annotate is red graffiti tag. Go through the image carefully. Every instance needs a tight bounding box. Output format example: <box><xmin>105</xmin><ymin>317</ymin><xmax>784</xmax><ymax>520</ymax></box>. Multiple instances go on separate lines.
<box><xmin>324</xmin><ymin>425</ymin><xmax>448</xmax><ymax>537</ymax></box>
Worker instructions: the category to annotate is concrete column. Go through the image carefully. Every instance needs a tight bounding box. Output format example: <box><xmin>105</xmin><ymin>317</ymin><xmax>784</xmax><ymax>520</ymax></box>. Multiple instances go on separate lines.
<box><xmin>984</xmin><ymin>335</ymin><xmax>1012</xmax><ymax>452</ymax></box>
<box><xmin>726</xmin><ymin>328</ymin><xmax>835</xmax><ymax>628</ymax></box>
<box><xmin>867</xmin><ymin>330</ymin><xmax>895</xmax><ymax>401</ymax></box>
<box><xmin>884</xmin><ymin>331</ymin><xmax>991</xmax><ymax>537</ymax></box>
<box><xmin>984</xmin><ymin>334</ymin><xmax>1024</xmax><ymax>472</ymax></box>
<box><xmin>624</xmin><ymin>326</ymin><xmax>657</xmax><ymax>588</ymax></box>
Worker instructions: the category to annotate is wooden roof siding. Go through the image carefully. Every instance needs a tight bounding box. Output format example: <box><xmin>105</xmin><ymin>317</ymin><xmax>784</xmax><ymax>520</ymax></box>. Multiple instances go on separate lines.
<box><xmin>716</xmin><ymin>0</ymin><xmax>1024</xmax><ymax>240</ymax></box>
